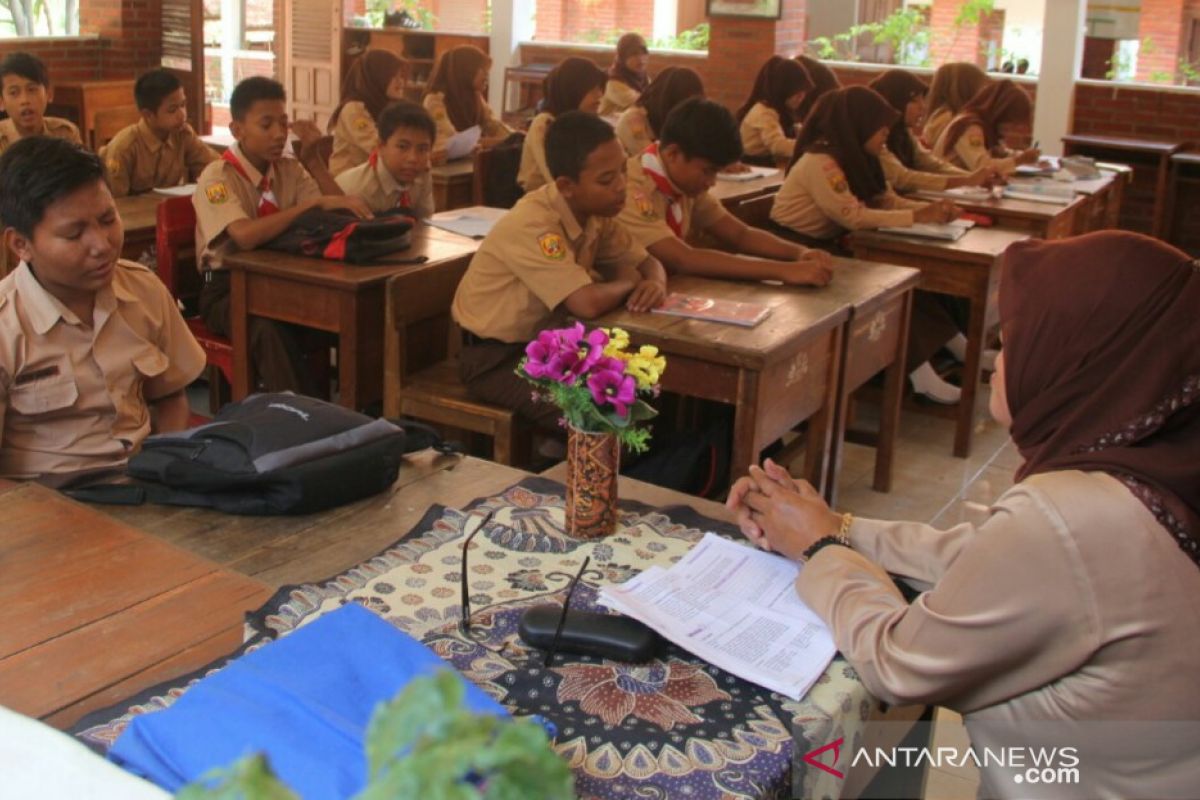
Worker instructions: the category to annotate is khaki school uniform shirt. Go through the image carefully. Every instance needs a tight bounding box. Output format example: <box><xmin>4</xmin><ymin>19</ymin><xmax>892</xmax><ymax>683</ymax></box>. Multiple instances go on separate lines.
<box><xmin>617</xmin><ymin>153</ymin><xmax>729</xmax><ymax>248</ymax></box>
<box><xmin>598</xmin><ymin>79</ymin><xmax>639</xmax><ymax>118</ymax></box>
<box><xmin>739</xmin><ymin>102</ymin><xmax>794</xmax><ymax>162</ymax></box>
<box><xmin>452</xmin><ymin>183</ymin><xmax>648</xmax><ymax>344</ymax></box>
<box><xmin>934</xmin><ymin>121</ymin><xmax>1017</xmax><ymax>175</ymax></box>
<box><xmin>0</xmin><ymin>116</ymin><xmax>81</xmax><ymax>153</ymax></box>
<box><xmin>797</xmin><ymin>470</ymin><xmax>1200</xmax><ymax>800</ymax></box>
<box><xmin>0</xmin><ymin>259</ymin><xmax>205</xmax><ymax>479</ymax></box>
<box><xmin>193</xmin><ymin>144</ymin><xmax>322</xmax><ymax>270</ymax></box>
<box><xmin>880</xmin><ymin>130</ymin><xmax>968</xmax><ymax>193</ymax></box>
<box><xmin>335</xmin><ymin>155</ymin><xmax>434</xmax><ymax>219</ymax></box>
<box><xmin>615</xmin><ymin>105</ymin><xmax>652</xmax><ymax>156</ymax></box>
<box><xmin>99</xmin><ymin>120</ymin><xmax>217</xmax><ymax>198</ymax></box>
<box><xmin>770</xmin><ymin>152</ymin><xmax>922</xmax><ymax>239</ymax></box>
<box><xmin>423</xmin><ymin>91</ymin><xmax>512</xmax><ymax>154</ymax></box>
<box><xmin>517</xmin><ymin>111</ymin><xmax>553</xmax><ymax>192</ymax></box>
<box><xmin>329</xmin><ymin>100</ymin><xmax>379</xmax><ymax>177</ymax></box>
<box><xmin>921</xmin><ymin>106</ymin><xmax>953</xmax><ymax>150</ymax></box>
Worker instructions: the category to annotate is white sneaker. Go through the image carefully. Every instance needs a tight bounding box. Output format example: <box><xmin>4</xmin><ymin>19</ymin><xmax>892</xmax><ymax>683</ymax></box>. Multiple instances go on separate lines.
<box><xmin>945</xmin><ymin>333</ymin><xmax>998</xmax><ymax>371</ymax></box>
<box><xmin>910</xmin><ymin>361</ymin><xmax>961</xmax><ymax>405</ymax></box>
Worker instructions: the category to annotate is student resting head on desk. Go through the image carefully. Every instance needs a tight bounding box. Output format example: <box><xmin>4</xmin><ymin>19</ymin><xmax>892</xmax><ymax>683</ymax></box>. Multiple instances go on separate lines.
<box><xmin>867</xmin><ymin>68</ymin><xmax>998</xmax><ymax>194</ymax></box>
<box><xmin>451</xmin><ymin>111</ymin><xmax>668</xmax><ymax>427</ymax></box>
<box><xmin>933</xmin><ymin>79</ymin><xmax>1040</xmax><ymax>176</ymax></box>
<box><xmin>0</xmin><ymin>137</ymin><xmax>205</xmax><ymax>481</ymax></box>
<box><xmin>193</xmin><ymin>76</ymin><xmax>373</xmax><ymax>396</ymax></box>
<box><xmin>599</xmin><ymin>32</ymin><xmax>650</xmax><ymax>118</ymax></box>
<box><xmin>727</xmin><ymin>230</ymin><xmax>1200</xmax><ymax>800</ymax></box>
<box><xmin>328</xmin><ymin>49</ymin><xmax>408</xmax><ymax>177</ymax></box>
<box><xmin>423</xmin><ymin>45</ymin><xmax>513</xmax><ymax>163</ymax></box>
<box><xmin>614</xmin><ymin>66</ymin><xmax>704</xmax><ymax>157</ymax></box>
<box><xmin>0</xmin><ymin>51</ymin><xmax>81</xmax><ymax>154</ymax></box>
<box><xmin>737</xmin><ymin>56</ymin><xmax>813</xmax><ymax>166</ymax></box>
<box><xmin>617</xmin><ymin>97</ymin><xmax>831</xmax><ymax>287</ymax></box>
<box><xmin>336</xmin><ymin>100</ymin><xmax>435</xmax><ymax>219</ymax></box>
<box><xmin>518</xmin><ymin>57</ymin><xmax>606</xmax><ymax>193</ymax></box>
<box><xmin>791</xmin><ymin>55</ymin><xmax>841</xmax><ymax>133</ymax></box>
<box><xmin>922</xmin><ymin>61</ymin><xmax>989</xmax><ymax>150</ymax></box>
<box><xmin>100</xmin><ymin>68</ymin><xmax>219</xmax><ymax>198</ymax></box>
<box><xmin>770</xmin><ymin>86</ymin><xmax>965</xmax><ymax>403</ymax></box>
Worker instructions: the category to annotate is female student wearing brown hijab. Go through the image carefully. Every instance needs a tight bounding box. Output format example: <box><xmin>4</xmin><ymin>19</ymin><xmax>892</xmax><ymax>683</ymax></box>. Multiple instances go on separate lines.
<box><xmin>517</xmin><ymin>57</ymin><xmax>606</xmax><ymax>192</ymax></box>
<box><xmin>737</xmin><ymin>56</ymin><xmax>813</xmax><ymax>164</ymax></box>
<box><xmin>868</xmin><ymin>68</ymin><xmax>997</xmax><ymax>193</ymax></box>
<box><xmin>328</xmin><ymin>49</ymin><xmax>407</xmax><ymax>176</ymax></box>
<box><xmin>791</xmin><ymin>55</ymin><xmax>840</xmax><ymax>129</ymax></box>
<box><xmin>922</xmin><ymin>61</ymin><xmax>988</xmax><ymax>147</ymax></box>
<box><xmin>934</xmin><ymin>79</ymin><xmax>1040</xmax><ymax>175</ymax></box>
<box><xmin>423</xmin><ymin>45</ymin><xmax>512</xmax><ymax>161</ymax></box>
<box><xmin>599</xmin><ymin>33</ymin><xmax>650</xmax><ymax>117</ymax></box>
<box><xmin>728</xmin><ymin>231</ymin><xmax>1200</xmax><ymax>800</ymax></box>
<box><xmin>770</xmin><ymin>86</ymin><xmax>964</xmax><ymax>403</ymax></box>
<box><xmin>615</xmin><ymin>66</ymin><xmax>704</xmax><ymax>156</ymax></box>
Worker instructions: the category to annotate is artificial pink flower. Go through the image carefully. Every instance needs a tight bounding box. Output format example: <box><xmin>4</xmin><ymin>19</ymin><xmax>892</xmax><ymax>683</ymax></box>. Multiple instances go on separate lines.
<box><xmin>587</xmin><ymin>366</ymin><xmax>637</xmax><ymax>417</ymax></box>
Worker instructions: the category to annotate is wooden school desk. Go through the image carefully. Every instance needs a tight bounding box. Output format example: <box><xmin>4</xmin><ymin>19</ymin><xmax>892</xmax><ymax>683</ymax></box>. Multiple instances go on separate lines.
<box><xmin>52</xmin><ymin>80</ymin><xmax>136</xmax><ymax>150</ymax></box>
<box><xmin>432</xmin><ymin>160</ymin><xmax>474</xmax><ymax>211</ymax></box>
<box><xmin>709</xmin><ymin>170</ymin><xmax>786</xmax><ymax>227</ymax></box>
<box><xmin>850</xmin><ymin>227</ymin><xmax>1030</xmax><ymax>459</ymax></box>
<box><xmin>1166</xmin><ymin>152</ymin><xmax>1200</xmax><ymax>247</ymax></box>
<box><xmin>1061</xmin><ymin>134</ymin><xmax>1188</xmax><ymax>238</ymax></box>
<box><xmin>223</xmin><ymin>225</ymin><xmax>480</xmax><ymax>411</ymax></box>
<box><xmin>115</xmin><ymin>192</ymin><xmax>165</xmax><ymax>259</ymax></box>
<box><xmin>0</xmin><ymin>480</ymin><xmax>270</xmax><ymax>730</ymax></box>
<box><xmin>595</xmin><ymin>275</ymin><xmax>849</xmax><ymax>486</ymax></box>
<box><xmin>1005</xmin><ymin>169</ymin><xmax>1131</xmax><ymax>234</ymax></box>
<box><xmin>911</xmin><ymin>189</ymin><xmax>1087</xmax><ymax>239</ymax></box>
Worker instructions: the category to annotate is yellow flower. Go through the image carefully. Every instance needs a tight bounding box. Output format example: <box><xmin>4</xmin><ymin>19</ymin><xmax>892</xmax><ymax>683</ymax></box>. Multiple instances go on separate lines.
<box><xmin>626</xmin><ymin>346</ymin><xmax>666</xmax><ymax>390</ymax></box>
<box><xmin>602</xmin><ymin>327</ymin><xmax>631</xmax><ymax>360</ymax></box>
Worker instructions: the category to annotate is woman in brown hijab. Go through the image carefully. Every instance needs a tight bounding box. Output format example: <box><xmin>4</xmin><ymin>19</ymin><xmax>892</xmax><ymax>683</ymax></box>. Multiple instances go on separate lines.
<box><xmin>728</xmin><ymin>231</ymin><xmax>1200</xmax><ymax>799</ymax></box>
<box><xmin>518</xmin><ymin>57</ymin><xmax>607</xmax><ymax>192</ymax></box>
<box><xmin>599</xmin><ymin>33</ymin><xmax>650</xmax><ymax>116</ymax></box>
<box><xmin>934</xmin><ymin>79</ymin><xmax>1040</xmax><ymax>174</ymax></box>
<box><xmin>736</xmin><ymin>56</ymin><xmax>813</xmax><ymax>164</ymax></box>
<box><xmin>423</xmin><ymin>45</ymin><xmax>512</xmax><ymax>160</ymax></box>
<box><xmin>791</xmin><ymin>55</ymin><xmax>841</xmax><ymax>128</ymax></box>
<box><xmin>922</xmin><ymin>61</ymin><xmax>988</xmax><ymax>146</ymax></box>
<box><xmin>615</xmin><ymin>66</ymin><xmax>704</xmax><ymax>155</ymax></box>
<box><xmin>328</xmin><ymin>49</ymin><xmax>407</xmax><ymax>175</ymax></box>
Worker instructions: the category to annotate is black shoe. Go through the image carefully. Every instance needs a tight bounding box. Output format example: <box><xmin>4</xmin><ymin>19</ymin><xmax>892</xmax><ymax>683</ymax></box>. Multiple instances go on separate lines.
<box><xmin>385</xmin><ymin>9</ymin><xmax>421</xmax><ymax>28</ymax></box>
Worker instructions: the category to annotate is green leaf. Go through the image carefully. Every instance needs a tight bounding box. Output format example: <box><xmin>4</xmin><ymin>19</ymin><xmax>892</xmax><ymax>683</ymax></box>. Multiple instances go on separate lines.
<box><xmin>175</xmin><ymin>753</ymin><xmax>299</xmax><ymax>799</ymax></box>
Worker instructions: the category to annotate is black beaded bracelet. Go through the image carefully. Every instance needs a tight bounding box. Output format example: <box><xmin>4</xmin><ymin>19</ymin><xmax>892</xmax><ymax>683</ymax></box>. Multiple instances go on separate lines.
<box><xmin>802</xmin><ymin>535</ymin><xmax>851</xmax><ymax>561</ymax></box>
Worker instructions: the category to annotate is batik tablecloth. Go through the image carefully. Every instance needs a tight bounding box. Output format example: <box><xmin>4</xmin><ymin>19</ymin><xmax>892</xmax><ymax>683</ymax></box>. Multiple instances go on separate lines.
<box><xmin>75</xmin><ymin>477</ymin><xmax>876</xmax><ymax>799</ymax></box>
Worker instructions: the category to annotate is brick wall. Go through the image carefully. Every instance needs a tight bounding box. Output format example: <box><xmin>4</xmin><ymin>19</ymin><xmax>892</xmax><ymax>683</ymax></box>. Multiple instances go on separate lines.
<box><xmin>534</xmin><ymin>0</ymin><xmax>653</xmax><ymax>44</ymax></box>
<box><xmin>0</xmin><ymin>38</ymin><xmax>105</xmax><ymax>84</ymax></box>
<box><xmin>1135</xmin><ymin>0</ymin><xmax>1187</xmax><ymax>82</ymax></box>
<box><xmin>431</xmin><ymin>0</ymin><xmax>489</xmax><ymax>33</ymax></box>
<box><xmin>929</xmin><ymin>0</ymin><xmax>983</xmax><ymax>65</ymax></box>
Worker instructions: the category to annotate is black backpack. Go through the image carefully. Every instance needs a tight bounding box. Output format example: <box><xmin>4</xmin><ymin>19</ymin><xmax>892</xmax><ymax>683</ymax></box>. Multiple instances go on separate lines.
<box><xmin>67</xmin><ymin>393</ymin><xmax>459</xmax><ymax>515</ymax></box>
<box><xmin>264</xmin><ymin>209</ymin><xmax>420</xmax><ymax>264</ymax></box>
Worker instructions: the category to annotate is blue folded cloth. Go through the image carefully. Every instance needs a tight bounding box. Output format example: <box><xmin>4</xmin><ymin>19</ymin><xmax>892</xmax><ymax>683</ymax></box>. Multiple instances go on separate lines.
<box><xmin>109</xmin><ymin>604</ymin><xmax>510</xmax><ymax>798</ymax></box>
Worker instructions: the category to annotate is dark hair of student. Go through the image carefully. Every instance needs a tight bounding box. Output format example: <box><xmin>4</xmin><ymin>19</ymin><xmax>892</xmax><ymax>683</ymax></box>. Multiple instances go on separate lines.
<box><xmin>230</xmin><ymin>76</ymin><xmax>287</xmax><ymax>121</ymax></box>
<box><xmin>609</xmin><ymin>32</ymin><xmax>650</xmax><ymax>92</ymax></box>
<box><xmin>329</xmin><ymin>49</ymin><xmax>406</xmax><ymax>130</ymax></box>
<box><xmin>940</xmin><ymin>79</ymin><xmax>1032</xmax><ymax>152</ymax></box>
<box><xmin>792</xmin><ymin>55</ymin><xmax>841</xmax><ymax>123</ymax></box>
<box><xmin>0</xmin><ymin>51</ymin><xmax>50</xmax><ymax>87</ymax></box>
<box><xmin>426</xmin><ymin>45</ymin><xmax>490</xmax><ymax>131</ymax></box>
<box><xmin>543</xmin><ymin>57</ymin><xmax>607</xmax><ymax>116</ymax></box>
<box><xmin>134</xmin><ymin>68</ymin><xmax>184</xmax><ymax>112</ymax></box>
<box><xmin>637</xmin><ymin>66</ymin><xmax>704</xmax><ymax>139</ymax></box>
<box><xmin>659</xmin><ymin>97</ymin><xmax>742</xmax><ymax>168</ymax></box>
<box><xmin>736</xmin><ymin>56</ymin><xmax>812</xmax><ymax>130</ymax></box>
<box><xmin>377</xmin><ymin>100</ymin><xmax>436</xmax><ymax>144</ymax></box>
<box><xmin>926</xmin><ymin>62</ymin><xmax>988</xmax><ymax>118</ymax></box>
<box><xmin>0</xmin><ymin>137</ymin><xmax>107</xmax><ymax>238</ymax></box>
<box><xmin>793</xmin><ymin>86</ymin><xmax>898</xmax><ymax>201</ymax></box>
<box><xmin>867</xmin><ymin>69</ymin><xmax>929</xmax><ymax>169</ymax></box>
<box><xmin>545</xmin><ymin>110</ymin><xmax>617</xmax><ymax>181</ymax></box>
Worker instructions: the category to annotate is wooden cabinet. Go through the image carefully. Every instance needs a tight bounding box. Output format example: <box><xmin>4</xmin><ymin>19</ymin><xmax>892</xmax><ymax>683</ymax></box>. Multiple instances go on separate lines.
<box><xmin>342</xmin><ymin>28</ymin><xmax>490</xmax><ymax>102</ymax></box>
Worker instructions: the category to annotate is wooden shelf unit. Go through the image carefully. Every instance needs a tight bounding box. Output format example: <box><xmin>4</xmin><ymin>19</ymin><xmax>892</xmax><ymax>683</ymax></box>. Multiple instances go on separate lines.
<box><xmin>342</xmin><ymin>28</ymin><xmax>489</xmax><ymax>104</ymax></box>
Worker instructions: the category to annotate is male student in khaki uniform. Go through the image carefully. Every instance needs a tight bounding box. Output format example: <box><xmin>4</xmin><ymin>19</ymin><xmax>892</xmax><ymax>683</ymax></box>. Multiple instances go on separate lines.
<box><xmin>336</xmin><ymin>100</ymin><xmax>436</xmax><ymax>219</ymax></box>
<box><xmin>452</xmin><ymin>111</ymin><xmax>667</xmax><ymax>425</ymax></box>
<box><xmin>0</xmin><ymin>52</ymin><xmax>81</xmax><ymax>154</ymax></box>
<box><xmin>0</xmin><ymin>137</ymin><xmax>205</xmax><ymax>481</ymax></box>
<box><xmin>617</xmin><ymin>97</ymin><xmax>832</xmax><ymax>287</ymax></box>
<box><xmin>100</xmin><ymin>68</ymin><xmax>218</xmax><ymax>198</ymax></box>
<box><xmin>193</xmin><ymin>76</ymin><xmax>371</xmax><ymax>395</ymax></box>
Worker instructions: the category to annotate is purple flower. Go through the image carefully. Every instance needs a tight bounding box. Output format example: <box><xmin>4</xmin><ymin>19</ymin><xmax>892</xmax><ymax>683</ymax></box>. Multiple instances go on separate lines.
<box><xmin>587</xmin><ymin>367</ymin><xmax>637</xmax><ymax>417</ymax></box>
<box><xmin>523</xmin><ymin>324</ymin><xmax>609</xmax><ymax>384</ymax></box>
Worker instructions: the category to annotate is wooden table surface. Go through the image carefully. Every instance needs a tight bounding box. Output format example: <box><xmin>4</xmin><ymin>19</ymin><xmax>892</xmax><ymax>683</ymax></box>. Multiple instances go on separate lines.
<box><xmin>115</xmin><ymin>193</ymin><xmax>165</xmax><ymax>257</ymax></box>
<box><xmin>911</xmin><ymin>190</ymin><xmax>1087</xmax><ymax>238</ymax></box>
<box><xmin>708</xmin><ymin>171</ymin><xmax>785</xmax><ymax>205</ymax></box>
<box><xmin>432</xmin><ymin>159</ymin><xmax>475</xmax><ymax>211</ymax></box>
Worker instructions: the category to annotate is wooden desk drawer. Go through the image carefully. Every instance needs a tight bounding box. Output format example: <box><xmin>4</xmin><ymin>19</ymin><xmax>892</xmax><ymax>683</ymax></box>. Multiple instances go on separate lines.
<box><xmin>844</xmin><ymin>293</ymin><xmax>906</xmax><ymax>391</ymax></box>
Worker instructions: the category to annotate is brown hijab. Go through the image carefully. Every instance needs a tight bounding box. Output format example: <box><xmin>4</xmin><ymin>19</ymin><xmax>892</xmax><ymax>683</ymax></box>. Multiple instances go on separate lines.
<box><xmin>330</xmin><ymin>49</ymin><xmax>406</xmax><ymax>130</ymax></box>
<box><xmin>543</xmin><ymin>57</ymin><xmax>607</xmax><ymax>116</ymax></box>
<box><xmin>793</xmin><ymin>85</ymin><xmax>898</xmax><ymax>201</ymax></box>
<box><xmin>793</xmin><ymin>55</ymin><xmax>841</xmax><ymax>123</ymax></box>
<box><xmin>941</xmin><ymin>79</ymin><xmax>1031</xmax><ymax>152</ymax></box>
<box><xmin>609</xmin><ymin>33</ymin><xmax>649</xmax><ymax>92</ymax></box>
<box><xmin>736</xmin><ymin>56</ymin><xmax>813</xmax><ymax>130</ymax></box>
<box><xmin>868</xmin><ymin>69</ymin><xmax>928</xmax><ymax>169</ymax></box>
<box><xmin>926</xmin><ymin>62</ymin><xmax>989</xmax><ymax>119</ymax></box>
<box><xmin>427</xmin><ymin>45</ymin><xmax>490</xmax><ymax>131</ymax></box>
<box><xmin>1000</xmin><ymin>232</ymin><xmax>1200</xmax><ymax>567</ymax></box>
<box><xmin>637</xmin><ymin>66</ymin><xmax>704</xmax><ymax>138</ymax></box>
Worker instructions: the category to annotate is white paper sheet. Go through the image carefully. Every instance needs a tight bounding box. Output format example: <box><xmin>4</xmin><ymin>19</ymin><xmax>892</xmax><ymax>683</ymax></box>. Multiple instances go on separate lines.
<box><xmin>877</xmin><ymin>218</ymin><xmax>976</xmax><ymax>240</ymax></box>
<box><xmin>428</xmin><ymin>206</ymin><xmax>508</xmax><ymax>239</ymax></box>
<box><xmin>153</xmin><ymin>184</ymin><xmax>198</xmax><ymax>197</ymax></box>
<box><xmin>445</xmin><ymin>125</ymin><xmax>481</xmax><ymax>161</ymax></box>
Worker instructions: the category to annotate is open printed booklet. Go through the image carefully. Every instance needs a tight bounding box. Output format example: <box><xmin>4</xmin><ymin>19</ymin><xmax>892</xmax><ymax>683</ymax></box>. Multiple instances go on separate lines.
<box><xmin>878</xmin><ymin>218</ymin><xmax>976</xmax><ymax>241</ymax></box>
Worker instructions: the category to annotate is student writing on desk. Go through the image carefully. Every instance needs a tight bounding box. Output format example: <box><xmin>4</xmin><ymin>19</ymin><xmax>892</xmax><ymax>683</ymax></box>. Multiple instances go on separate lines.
<box><xmin>728</xmin><ymin>231</ymin><xmax>1200</xmax><ymax>800</ymax></box>
<box><xmin>452</xmin><ymin>112</ymin><xmax>667</xmax><ymax>427</ymax></box>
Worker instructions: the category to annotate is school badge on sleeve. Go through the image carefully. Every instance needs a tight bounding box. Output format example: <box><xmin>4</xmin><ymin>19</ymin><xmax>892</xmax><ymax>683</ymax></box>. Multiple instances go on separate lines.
<box><xmin>106</xmin><ymin>158</ymin><xmax>121</xmax><ymax>175</ymax></box>
<box><xmin>205</xmin><ymin>182</ymin><xmax>229</xmax><ymax>204</ymax></box>
<box><xmin>634</xmin><ymin>191</ymin><xmax>656</xmax><ymax>220</ymax></box>
<box><xmin>538</xmin><ymin>232</ymin><xmax>566</xmax><ymax>260</ymax></box>
<box><xmin>827</xmin><ymin>173</ymin><xmax>849</xmax><ymax>194</ymax></box>
<box><xmin>353</xmin><ymin>116</ymin><xmax>372</xmax><ymax>132</ymax></box>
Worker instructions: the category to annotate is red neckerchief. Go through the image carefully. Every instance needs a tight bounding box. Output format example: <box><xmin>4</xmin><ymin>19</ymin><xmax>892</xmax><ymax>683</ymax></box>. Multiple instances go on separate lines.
<box><xmin>222</xmin><ymin>148</ymin><xmax>279</xmax><ymax>216</ymax></box>
<box><xmin>640</xmin><ymin>143</ymin><xmax>683</xmax><ymax>237</ymax></box>
<box><xmin>368</xmin><ymin>150</ymin><xmax>412</xmax><ymax>210</ymax></box>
